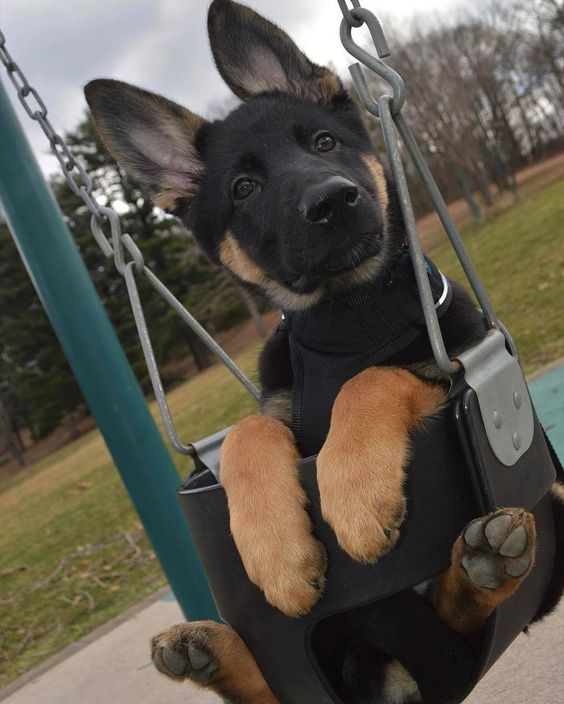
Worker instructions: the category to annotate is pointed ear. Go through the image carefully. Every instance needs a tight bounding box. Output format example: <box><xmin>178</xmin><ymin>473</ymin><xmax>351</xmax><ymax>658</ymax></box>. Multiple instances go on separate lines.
<box><xmin>84</xmin><ymin>79</ymin><xmax>206</xmax><ymax>211</ymax></box>
<box><xmin>208</xmin><ymin>0</ymin><xmax>344</xmax><ymax>105</ymax></box>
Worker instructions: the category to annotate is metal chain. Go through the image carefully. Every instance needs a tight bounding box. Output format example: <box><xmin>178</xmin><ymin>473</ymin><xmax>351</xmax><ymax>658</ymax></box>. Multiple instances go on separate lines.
<box><xmin>336</xmin><ymin>1</ymin><xmax>499</xmax><ymax>375</ymax></box>
<box><xmin>0</xmin><ymin>28</ymin><xmax>260</xmax><ymax>458</ymax></box>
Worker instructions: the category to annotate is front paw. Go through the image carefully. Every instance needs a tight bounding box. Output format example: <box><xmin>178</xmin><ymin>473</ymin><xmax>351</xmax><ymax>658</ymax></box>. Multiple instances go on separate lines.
<box><xmin>237</xmin><ymin>523</ymin><xmax>327</xmax><ymax>617</ymax></box>
<box><xmin>315</xmin><ymin>367</ymin><xmax>439</xmax><ymax>564</ymax></box>
<box><xmin>317</xmin><ymin>445</ymin><xmax>406</xmax><ymax>563</ymax></box>
<box><xmin>222</xmin><ymin>414</ymin><xmax>327</xmax><ymax>617</ymax></box>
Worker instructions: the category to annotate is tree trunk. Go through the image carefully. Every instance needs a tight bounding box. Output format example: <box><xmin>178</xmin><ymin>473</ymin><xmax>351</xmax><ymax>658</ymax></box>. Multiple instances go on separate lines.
<box><xmin>185</xmin><ymin>334</ymin><xmax>214</xmax><ymax>372</ymax></box>
<box><xmin>471</xmin><ymin>165</ymin><xmax>494</xmax><ymax>207</ymax></box>
<box><xmin>491</xmin><ymin>148</ymin><xmax>520</xmax><ymax>202</ymax></box>
<box><xmin>456</xmin><ymin>167</ymin><xmax>482</xmax><ymax>222</ymax></box>
<box><xmin>63</xmin><ymin>413</ymin><xmax>81</xmax><ymax>440</ymax></box>
<box><xmin>513</xmin><ymin>89</ymin><xmax>538</xmax><ymax>162</ymax></box>
<box><xmin>0</xmin><ymin>393</ymin><xmax>25</xmax><ymax>466</ymax></box>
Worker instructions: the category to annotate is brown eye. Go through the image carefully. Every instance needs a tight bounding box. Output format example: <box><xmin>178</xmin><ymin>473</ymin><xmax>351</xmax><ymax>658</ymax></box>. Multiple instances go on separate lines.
<box><xmin>314</xmin><ymin>132</ymin><xmax>337</xmax><ymax>152</ymax></box>
<box><xmin>233</xmin><ymin>178</ymin><xmax>256</xmax><ymax>200</ymax></box>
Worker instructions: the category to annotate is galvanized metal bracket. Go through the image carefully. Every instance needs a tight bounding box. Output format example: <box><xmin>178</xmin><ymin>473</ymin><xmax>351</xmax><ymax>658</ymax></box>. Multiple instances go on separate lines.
<box><xmin>457</xmin><ymin>330</ymin><xmax>534</xmax><ymax>466</ymax></box>
<box><xmin>192</xmin><ymin>426</ymin><xmax>231</xmax><ymax>479</ymax></box>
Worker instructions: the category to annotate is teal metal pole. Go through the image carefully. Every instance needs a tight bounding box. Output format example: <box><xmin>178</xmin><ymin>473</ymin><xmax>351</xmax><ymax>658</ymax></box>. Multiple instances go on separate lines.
<box><xmin>0</xmin><ymin>79</ymin><xmax>218</xmax><ymax>622</ymax></box>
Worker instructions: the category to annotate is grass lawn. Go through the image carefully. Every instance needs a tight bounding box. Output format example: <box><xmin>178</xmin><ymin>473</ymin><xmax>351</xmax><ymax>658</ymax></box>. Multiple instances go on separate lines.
<box><xmin>0</xmin><ymin>178</ymin><xmax>563</xmax><ymax>688</ymax></box>
<box><xmin>0</xmin><ymin>346</ymin><xmax>260</xmax><ymax>686</ymax></box>
<box><xmin>428</xmin><ymin>179</ymin><xmax>564</xmax><ymax>373</ymax></box>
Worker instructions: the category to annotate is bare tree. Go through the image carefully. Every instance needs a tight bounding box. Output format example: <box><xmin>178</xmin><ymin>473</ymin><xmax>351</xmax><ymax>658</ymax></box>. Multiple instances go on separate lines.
<box><xmin>355</xmin><ymin>0</ymin><xmax>563</xmax><ymax>220</ymax></box>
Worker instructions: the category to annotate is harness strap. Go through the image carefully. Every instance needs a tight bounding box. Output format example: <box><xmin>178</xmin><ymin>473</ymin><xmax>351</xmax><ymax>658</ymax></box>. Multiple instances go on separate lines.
<box><xmin>284</xmin><ymin>252</ymin><xmax>452</xmax><ymax>456</ymax></box>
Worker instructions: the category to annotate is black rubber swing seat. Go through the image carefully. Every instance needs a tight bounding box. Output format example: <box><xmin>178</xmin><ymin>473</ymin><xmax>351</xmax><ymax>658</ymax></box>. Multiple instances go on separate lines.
<box><xmin>178</xmin><ymin>379</ymin><xmax>558</xmax><ymax>704</ymax></box>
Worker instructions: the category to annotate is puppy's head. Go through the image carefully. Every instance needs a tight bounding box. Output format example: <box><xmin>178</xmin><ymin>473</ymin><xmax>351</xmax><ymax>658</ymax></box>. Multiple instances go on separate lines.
<box><xmin>85</xmin><ymin>0</ymin><xmax>393</xmax><ymax>310</ymax></box>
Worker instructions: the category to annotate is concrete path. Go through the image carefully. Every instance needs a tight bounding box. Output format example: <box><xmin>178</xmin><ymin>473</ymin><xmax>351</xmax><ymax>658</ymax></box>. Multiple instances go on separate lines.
<box><xmin>0</xmin><ymin>594</ymin><xmax>215</xmax><ymax>704</ymax></box>
<box><xmin>1</xmin><ymin>364</ymin><xmax>563</xmax><ymax>704</ymax></box>
<box><xmin>529</xmin><ymin>360</ymin><xmax>564</xmax><ymax>461</ymax></box>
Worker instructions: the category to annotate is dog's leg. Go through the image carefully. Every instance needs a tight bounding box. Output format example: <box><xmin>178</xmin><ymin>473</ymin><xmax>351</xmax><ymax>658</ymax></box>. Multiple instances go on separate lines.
<box><xmin>317</xmin><ymin>367</ymin><xmax>445</xmax><ymax>562</ymax></box>
<box><xmin>434</xmin><ymin>508</ymin><xmax>536</xmax><ymax>633</ymax></box>
<box><xmin>221</xmin><ymin>415</ymin><xmax>326</xmax><ymax>616</ymax></box>
<box><xmin>152</xmin><ymin>621</ymin><xmax>278</xmax><ymax>703</ymax></box>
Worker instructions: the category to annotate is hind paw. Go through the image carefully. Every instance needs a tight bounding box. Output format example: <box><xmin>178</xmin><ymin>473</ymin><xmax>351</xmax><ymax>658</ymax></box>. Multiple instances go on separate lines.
<box><xmin>152</xmin><ymin>623</ymin><xmax>220</xmax><ymax>684</ymax></box>
<box><xmin>151</xmin><ymin>621</ymin><xmax>276</xmax><ymax>701</ymax></box>
<box><xmin>435</xmin><ymin>508</ymin><xmax>536</xmax><ymax>633</ymax></box>
<box><xmin>460</xmin><ymin>508</ymin><xmax>535</xmax><ymax>590</ymax></box>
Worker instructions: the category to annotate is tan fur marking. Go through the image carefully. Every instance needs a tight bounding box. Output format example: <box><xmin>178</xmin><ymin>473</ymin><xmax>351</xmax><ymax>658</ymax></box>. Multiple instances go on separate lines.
<box><xmin>154</xmin><ymin>192</ymin><xmax>182</xmax><ymax>211</ymax></box>
<box><xmin>221</xmin><ymin>414</ymin><xmax>326</xmax><ymax>616</ymax></box>
<box><xmin>434</xmin><ymin>509</ymin><xmax>536</xmax><ymax>634</ymax></box>
<box><xmin>219</xmin><ymin>233</ymin><xmax>266</xmax><ymax>286</ymax></box>
<box><xmin>308</xmin><ymin>67</ymin><xmax>344</xmax><ymax>104</ymax></box>
<box><xmin>362</xmin><ymin>153</ymin><xmax>389</xmax><ymax>214</ymax></box>
<box><xmin>317</xmin><ymin>367</ymin><xmax>445</xmax><ymax>562</ymax></box>
<box><xmin>321</xmin><ymin>70</ymin><xmax>343</xmax><ymax>99</ymax></box>
<box><xmin>152</xmin><ymin>621</ymin><xmax>279</xmax><ymax>703</ymax></box>
<box><xmin>263</xmin><ymin>279</ymin><xmax>324</xmax><ymax>310</ymax></box>
<box><xmin>219</xmin><ymin>232</ymin><xmax>325</xmax><ymax>310</ymax></box>
<box><xmin>382</xmin><ymin>661</ymin><xmax>422</xmax><ymax>703</ymax></box>
<box><xmin>551</xmin><ymin>481</ymin><xmax>564</xmax><ymax>504</ymax></box>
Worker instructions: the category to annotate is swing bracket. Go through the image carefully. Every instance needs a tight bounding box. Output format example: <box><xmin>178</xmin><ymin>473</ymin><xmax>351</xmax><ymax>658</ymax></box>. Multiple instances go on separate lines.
<box><xmin>457</xmin><ymin>329</ymin><xmax>534</xmax><ymax>466</ymax></box>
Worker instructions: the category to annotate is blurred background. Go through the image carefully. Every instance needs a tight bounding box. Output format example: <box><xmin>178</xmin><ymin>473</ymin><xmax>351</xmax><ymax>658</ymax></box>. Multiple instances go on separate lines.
<box><xmin>0</xmin><ymin>0</ymin><xmax>563</xmax><ymax>701</ymax></box>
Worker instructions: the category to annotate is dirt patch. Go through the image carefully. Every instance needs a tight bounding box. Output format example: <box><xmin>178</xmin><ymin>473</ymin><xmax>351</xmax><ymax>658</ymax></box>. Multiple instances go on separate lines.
<box><xmin>0</xmin><ymin>415</ymin><xmax>96</xmax><ymax>481</ymax></box>
<box><xmin>418</xmin><ymin>151</ymin><xmax>564</xmax><ymax>251</ymax></box>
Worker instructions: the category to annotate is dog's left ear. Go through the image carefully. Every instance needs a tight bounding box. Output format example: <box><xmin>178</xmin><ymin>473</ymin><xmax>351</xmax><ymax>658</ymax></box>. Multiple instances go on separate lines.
<box><xmin>208</xmin><ymin>0</ymin><xmax>345</xmax><ymax>105</ymax></box>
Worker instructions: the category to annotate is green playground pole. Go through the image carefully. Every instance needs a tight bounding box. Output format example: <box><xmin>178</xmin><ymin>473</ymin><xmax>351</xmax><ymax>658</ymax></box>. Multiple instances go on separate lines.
<box><xmin>0</xmin><ymin>80</ymin><xmax>218</xmax><ymax>621</ymax></box>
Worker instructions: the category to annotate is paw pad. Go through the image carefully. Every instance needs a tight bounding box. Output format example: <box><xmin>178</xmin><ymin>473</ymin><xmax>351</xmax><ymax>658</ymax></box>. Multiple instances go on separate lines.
<box><xmin>161</xmin><ymin>646</ymin><xmax>188</xmax><ymax>676</ymax></box>
<box><xmin>499</xmin><ymin>525</ymin><xmax>527</xmax><ymax>557</ymax></box>
<box><xmin>484</xmin><ymin>514</ymin><xmax>512</xmax><ymax>547</ymax></box>
<box><xmin>188</xmin><ymin>643</ymin><xmax>213</xmax><ymax>671</ymax></box>
<box><xmin>152</xmin><ymin>633</ymin><xmax>219</xmax><ymax>683</ymax></box>
<box><xmin>461</xmin><ymin>508</ymin><xmax>534</xmax><ymax>590</ymax></box>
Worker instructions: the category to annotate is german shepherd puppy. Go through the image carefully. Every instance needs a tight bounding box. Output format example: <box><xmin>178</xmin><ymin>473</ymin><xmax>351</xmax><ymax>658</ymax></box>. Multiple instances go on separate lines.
<box><xmin>85</xmin><ymin>1</ymin><xmax>564</xmax><ymax>701</ymax></box>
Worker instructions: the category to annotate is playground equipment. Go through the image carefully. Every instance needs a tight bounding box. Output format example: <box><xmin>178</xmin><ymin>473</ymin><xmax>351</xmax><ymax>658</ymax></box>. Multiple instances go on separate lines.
<box><xmin>0</xmin><ymin>2</ymin><xmax>561</xmax><ymax>701</ymax></box>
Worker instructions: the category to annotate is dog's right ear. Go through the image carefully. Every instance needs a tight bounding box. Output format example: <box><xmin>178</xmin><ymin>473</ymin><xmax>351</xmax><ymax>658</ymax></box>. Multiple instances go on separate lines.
<box><xmin>84</xmin><ymin>79</ymin><xmax>206</xmax><ymax>212</ymax></box>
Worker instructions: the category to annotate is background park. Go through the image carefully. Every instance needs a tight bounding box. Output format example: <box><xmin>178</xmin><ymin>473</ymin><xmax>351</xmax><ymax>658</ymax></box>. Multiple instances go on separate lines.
<box><xmin>0</xmin><ymin>0</ymin><xmax>563</xmax><ymax>702</ymax></box>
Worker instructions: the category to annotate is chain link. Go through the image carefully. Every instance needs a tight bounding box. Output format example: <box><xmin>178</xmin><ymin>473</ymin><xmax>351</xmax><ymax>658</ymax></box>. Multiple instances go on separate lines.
<box><xmin>0</xmin><ymin>28</ymin><xmax>260</xmax><ymax>457</ymax></box>
<box><xmin>337</xmin><ymin>0</ymin><xmax>362</xmax><ymax>28</ymax></box>
<box><xmin>0</xmin><ymin>28</ymin><xmax>140</xmax><ymax>277</ymax></box>
<box><xmin>1</xmin><ymin>32</ymin><xmax>101</xmax><ymax>205</ymax></box>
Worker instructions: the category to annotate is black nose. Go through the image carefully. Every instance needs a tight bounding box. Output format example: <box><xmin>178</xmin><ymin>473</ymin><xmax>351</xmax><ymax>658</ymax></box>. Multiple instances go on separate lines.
<box><xmin>298</xmin><ymin>176</ymin><xmax>359</xmax><ymax>224</ymax></box>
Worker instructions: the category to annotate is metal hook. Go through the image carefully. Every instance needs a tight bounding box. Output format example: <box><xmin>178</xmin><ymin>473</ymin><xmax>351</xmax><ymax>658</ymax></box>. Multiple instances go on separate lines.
<box><xmin>340</xmin><ymin>7</ymin><xmax>405</xmax><ymax>114</ymax></box>
<box><xmin>121</xmin><ymin>233</ymin><xmax>146</xmax><ymax>275</ymax></box>
<box><xmin>349</xmin><ymin>63</ymin><xmax>380</xmax><ymax>117</ymax></box>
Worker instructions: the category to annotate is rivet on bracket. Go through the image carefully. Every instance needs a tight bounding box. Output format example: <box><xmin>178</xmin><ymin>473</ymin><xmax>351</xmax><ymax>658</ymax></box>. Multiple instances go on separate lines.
<box><xmin>513</xmin><ymin>432</ymin><xmax>522</xmax><ymax>450</ymax></box>
<box><xmin>493</xmin><ymin>410</ymin><xmax>503</xmax><ymax>429</ymax></box>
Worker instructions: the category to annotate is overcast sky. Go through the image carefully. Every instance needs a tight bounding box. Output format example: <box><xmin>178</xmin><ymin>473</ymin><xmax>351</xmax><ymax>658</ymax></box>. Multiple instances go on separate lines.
<box><xmin>1</xmin><ymin>0</ymin><xmax>458</xmax><ymax>176</ymax></box>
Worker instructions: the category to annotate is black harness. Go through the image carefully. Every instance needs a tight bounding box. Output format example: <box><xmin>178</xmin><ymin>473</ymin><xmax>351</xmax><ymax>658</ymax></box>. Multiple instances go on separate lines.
<box><xmin>285</xmin><ymin>252</ymin><xmax>452</xmax><ymax>456</ymax></box>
